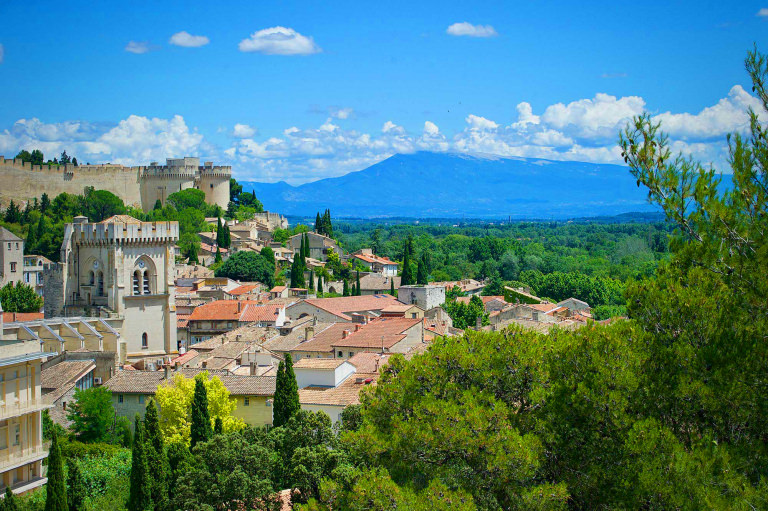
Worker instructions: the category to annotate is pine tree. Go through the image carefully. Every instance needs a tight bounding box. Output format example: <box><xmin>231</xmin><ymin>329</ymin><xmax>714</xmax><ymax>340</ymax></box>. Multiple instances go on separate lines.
<box><xmin>417</xmin><ymin>257</ymin><xmax>428</xmax><ymax>285</ymax></box>
<box><xmin>315</xmin><ymin>212</ymin><xmax>322</xmax><ymax>234</ymax></box>
<box><xmin>390</xmin><ymin>278</ymin><xmax>396</xmax><ymax>296</ymax></box>
<box><xmin>144</xmin><ymin>400</ymin><xmax>168</xmax><ymax>511</ymax></box>
<box><xmin>214</xmin><ymin>417</ymin><xmax>223</xmax><ymax>435</ymax></box>
<box><xmin>127</xmin><ymin>416</ymin><xmax>151</xmax><ymax>511</ymax></box>
<box><xmin>308</xmin><ymin>270</ymin><xmax>315</xmax><ymax>291</ymax></box>
<box><xmin>343</xmin><ymin>279</ymin><xmax>350</xmax><ymax>297</ymax></box>
<box><xmin>66</xmin><ymin>462</ymin><xmax>86</xmax><ymax>511</ymax></box>
<box><xmin>317</xmin><ymin>275</ymin><xmax>323</xmax><ymax>295</ymax></box>
<box><xmin>45</xmin><ymin>429</ymin><xmax>67</xmax><ymax>511</ymax></box>
<box><xmin>214</xmin><ymin>246</ymin><xmax>222</xmax><ymax>264</ymax></box>
<box><xmin>25</xmin><ymin>223</ymin><xmax>37</xmax><ymax>255</ymax></box>
<box><xmin>356</xmin><ymin>270</ymin><xmax>361</xmax><ymax>295</ymax></box>
<box><xmin>216</xmin><ymin>217</ymin><xmax>223</xmax><ymax>246</ymax></box>
<box><xmin>190</xmin><ymin>378</ymin><xmax>212</xmax><ymax>448</ymax></box>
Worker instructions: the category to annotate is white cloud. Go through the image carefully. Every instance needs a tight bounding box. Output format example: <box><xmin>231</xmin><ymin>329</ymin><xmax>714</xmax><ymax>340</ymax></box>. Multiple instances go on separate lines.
<box><xmin>465</xmin><ymin>114</ymin><xmax>499</xmax><ymax>130</ymax></box>
<box><xmin>541</xmin><ymin>92</ymin><xmax>646</xmax><ymax>141</ymax></box>
<box><xmin>424</xmin><ymin>121</ymin><xmax>440</xmax><ymax>136</ymax></box>
<box><xmin>757</xmin><ymin>8</ymin><xmax>768</xmax><ymax>16</ymax></box>
<box><xmin>382</xmin><ymin>121</ymin><xmax>405</xmax><ymax>134</ymax></box>
<box><xmin>330</xmin><ymin>107</ymin><xmax>354</xmax><ymax>119</ymax></box>
<box><xmin>125</xmin><ymin>41</ymin><xmax>150</xmax><ymax>54</ymax></box>
<box><xmin>169</xmin><ymin>31</ymin><xmax>210</xmax><ymax>48</ymax></box>
<box><xmin>233</xmin><ymin>123</ymin><xmax>256</xmax><ymax>138</ymax></box>
<box><xmin>653</xmin><ymin>85</ymin><xmax>762</xmax><ymax>140</ymax></box>
<box><xmin>238</xmin><ymin>27</ymin><xmax>321</xmax><ymax>55</ymax></box>
<box><xmin>446</xmin><ymin>22</ymin><xmax>498</xmax><ymax>38</ymax></box>
<box><xmin>0</xmin><ymin>44</ymin><xmax>4</xmax><ymax>64</ymax></box>
<box><xmin>0</xmin><ymin>115</ymin><xmax>210</xmax><ymax>166</ymax></box>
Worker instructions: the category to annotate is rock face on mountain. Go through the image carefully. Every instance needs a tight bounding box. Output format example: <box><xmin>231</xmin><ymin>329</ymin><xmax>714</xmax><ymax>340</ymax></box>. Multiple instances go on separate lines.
<box><xmin>242</xmin><ymin>151</ymin><xmax>659</xmax><ymax>219</ymax></box>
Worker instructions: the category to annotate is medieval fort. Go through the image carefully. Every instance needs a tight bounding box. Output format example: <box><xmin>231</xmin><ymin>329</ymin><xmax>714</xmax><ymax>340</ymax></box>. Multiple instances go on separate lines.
<box><xmin>0</xmin><ymin>156</ymin><xmax>231</xmax><ymax>210</ymax></box>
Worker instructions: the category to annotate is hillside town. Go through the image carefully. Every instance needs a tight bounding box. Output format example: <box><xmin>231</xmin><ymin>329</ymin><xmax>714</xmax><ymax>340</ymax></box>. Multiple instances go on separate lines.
<box><xmin>0</xmin><ymin>172</ymin><xmax>602</xmax><ymax>503</ymax></box>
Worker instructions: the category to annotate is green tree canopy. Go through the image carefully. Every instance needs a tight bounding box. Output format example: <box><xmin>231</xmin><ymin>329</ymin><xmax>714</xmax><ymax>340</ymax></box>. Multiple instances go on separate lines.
<box><xmin>0</xmin><ymin>282</ymin><xmax>43</xmax><ymax>313</ymax></box>
<box><xmin>66</xmin><ymin>386</ymin><xmax>116</xmax><ymax>443</ymax></box>
<box><xmin>215</xmin><ymin>251</ymin><xmax>275</xmax><ymax>287</ymax></box>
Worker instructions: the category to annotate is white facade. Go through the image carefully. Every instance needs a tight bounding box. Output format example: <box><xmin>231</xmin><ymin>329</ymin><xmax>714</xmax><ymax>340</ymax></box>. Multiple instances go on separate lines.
<box><xmin>397</xmin><ymin>285</ymin><xmax>446</xmax><ymax>311</ymax></box>
<box><xmin>294</xmin><ymin>361</ymin><xmax>356</xmax><ymax>389</ymax></box>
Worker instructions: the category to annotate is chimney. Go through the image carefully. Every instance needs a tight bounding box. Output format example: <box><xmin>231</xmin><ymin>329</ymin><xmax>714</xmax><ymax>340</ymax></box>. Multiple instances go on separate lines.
<box><xmin>202</xmin><ymin>361</ymin><xmax>207</xmax><ymax>368</ymax></box>
<box><xmin>175</xmin><ymin>362</ymin><xmax>181</xmax><ymax>370</ymax></box>
<box><xmin>249</xmin><ymin>362</ymin><xmax>257</xmax><ymax>376</ymax></box>
<box><xmin>355</xmin><ymin>324</ymin><xmax>361</xmax><ymax>332</ymax></box>
<box><xmin>305</xmin><ymin>326</ymin><xmax>315</xmax><ymax>340</ymax></box>
<box><xmin>342</xmin><ymin>329</ymin><xmax>350</xmax><ymax>339</ymax></box>
<box><xmin>164</xmin><ymin>364</ymin><xmax>170</xmax><ymax>379</ymax></box>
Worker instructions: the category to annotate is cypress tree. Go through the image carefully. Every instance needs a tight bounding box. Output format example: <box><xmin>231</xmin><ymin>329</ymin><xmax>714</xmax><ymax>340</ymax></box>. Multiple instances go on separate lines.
<box><xmin>36</xmin><ymin>213</ymin><xmax>45</xmax><ymax>241</ymax></box>
<box><xmin>127</xmin><ymin>416</ymin><xmax>151</xmax><ymax>511</ymax></box>
<box><xmin>153</xmin><ymin>199</ymin><xmax>162</xmax><ymax>211</ymax></box>
<box><xmin>216</xmin><ymin>217</ymin><xmax>223</xmax><ymax>246</ymax></box>
<box><xmin>303</xmin><ymin>232</ymin><xmax>310</xmax><ymax>259</ymax></box>
<box><xmin>273</xmin><ymin>360</ymin><xmax>287</xmax><ymax>428</ymax></box>
<box><xmin>343</xmin><ymin>279</ymin><xmax>350</xmax><ymax>297</ymax></box>
<box><xmin>283</xmin><ymin>354</ymin><xmax>301</xmax><ymax>421</ymax></box>
<box><xmin>317</xmin><ymin>275</ymin><xmax>323</xmax><ymax>295</ymax></box>
<box><xmin>356</xmin><ymin>270</ymin><xmax>361</xmax><ymax>295</ymax></box>
<box><xmin>214</xmin><ymin>417</ymin><xmax>223</xmax><ymax>435</ymax></box>
<box><xmin>214</xmin><ymin>246</ymin><xmax>222</xmax><ymax>264</ymax></box>
<box><xmin>390</xmin><ymin>278</ymin><xmax>396</xmax><ymax>296</ymax></box>
<box><xmin>190</xmin><ymin>377</ymin><xmax>212</xmax><ymax>448</ymax></box>
<box><xmin>315</xmin><ymin>212</ymin><xmax>322</xmax><ymax>234</ymax></box>
<box><xmin>417</xmin><ymin>257</ymin><xmax>428</xmax><ymax>285</ymax></box>
<box><xmin>3</xmin><ymin>486</ymin><xmax>18</xmax><ymax>511</ymax></box>
<box><xmin>308</xmin><ymin>270</ymin><xmax>315</xmax><ymax>291</ymax></box>
<box><xmin>66</xmin><ymin>462</ymin><xmax>86</xmax><ymax>511</ymax></box>
<box><xmin>25</xmin><ymin>222</ymin><xmax>37</xmax><ymax>255</ymax></box>
<box><xmin>401</xmin><ymin>239</ymin><xmax>413</xmax><ymax>286</ymax></box>
<box><xmin>144</xmin><ymin>400</ymin><xmax>168</xmax><ymax>511</ymax></box>
<box><xmin>187</xmin><ymin>243</ymin><xmax>199</xmax><ymax>265</ymax></box>
<box><xmin>45</xmin><ymin>429</ymin><xmax>67</xmax><ymax>511</ymax></box>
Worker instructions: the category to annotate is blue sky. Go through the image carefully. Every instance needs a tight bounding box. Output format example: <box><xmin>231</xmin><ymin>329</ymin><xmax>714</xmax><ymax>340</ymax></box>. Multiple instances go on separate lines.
<box><xmin>1</xmin><ymin>0</ymin><xmax>767</xmax><ymax>183</ymax></box>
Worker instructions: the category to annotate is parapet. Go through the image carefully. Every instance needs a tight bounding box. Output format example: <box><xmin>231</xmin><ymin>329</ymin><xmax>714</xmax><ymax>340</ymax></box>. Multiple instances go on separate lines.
<box><xmin>72</xmin><ymin>219</ymin><xmax>180</xmax><ymax>244</ymax></box>
<box><xmin>0</xmin><ymin>156</ymin><xmax>231</xmax><ymax>178</ymax></box>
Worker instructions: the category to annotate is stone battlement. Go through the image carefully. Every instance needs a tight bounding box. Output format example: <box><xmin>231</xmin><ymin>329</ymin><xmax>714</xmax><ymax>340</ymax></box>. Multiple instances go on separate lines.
<box><xmin>71</xmin><ymin>220</ymin><xmax>179</xmax><ymax>245</ymax></box>
<box><xmin>0</xmin><ymin>156</ymin><xmax>231</xmax><ymax>177</ymax></box>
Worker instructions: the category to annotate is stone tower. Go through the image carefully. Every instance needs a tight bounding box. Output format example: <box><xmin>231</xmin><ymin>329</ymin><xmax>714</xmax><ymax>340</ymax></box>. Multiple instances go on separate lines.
<box><xmin>139</xmin><ymin>157</ymin><xmax>231</xmax><ymax>211</ymax></box>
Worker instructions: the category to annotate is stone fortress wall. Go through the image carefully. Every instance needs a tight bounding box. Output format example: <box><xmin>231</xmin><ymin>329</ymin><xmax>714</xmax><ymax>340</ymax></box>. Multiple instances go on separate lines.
<box><xmin>0</xmin><ymin>156</ymin><xmax>231</xmax><ymax>211</ymax></box>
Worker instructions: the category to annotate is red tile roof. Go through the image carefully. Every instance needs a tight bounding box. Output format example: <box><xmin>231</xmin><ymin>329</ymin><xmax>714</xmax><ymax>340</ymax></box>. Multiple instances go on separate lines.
<box><xmin>297</xmin><ymin>294</ymin><xmax>401</xmax><ymax>321</ymax></box>
<box><xmin>351</xmin><ymin>253</ymin><xmax>397</xmax><ymax>265</ymax></box>
<box><xmin>229</xmin><ymin>284</ymin><xmax>260</xmax><ymax>296</ymax></box>
<box><xmin>293</xmin><ymin>317</ymin><xmax>421</xmax><ymax>353</ymax></box>
<box><xmin>456</xmin><ymin>295</ymin><xmax>506</xmax><ymax>305</ymax></box>
<box><xmin>187</xmin><ymin>300</ymin><xmax>281</xmax><ymax>323</ymax></box>
<box><xmin>170</xmin><ymin>349</ymin><xmax>199</xmax><ymax>366</ymax></box>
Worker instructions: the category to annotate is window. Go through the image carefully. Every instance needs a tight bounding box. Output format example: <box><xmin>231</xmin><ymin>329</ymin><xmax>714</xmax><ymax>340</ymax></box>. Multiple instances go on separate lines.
<box><xmin>133</xmin><ymin>271</ymin><xmax>141</xmax><ymax>295</ymax></box>
<box><xmin>97</xmin><ymin>271</ymin><xmax>104</xmax><ymax>296</ymax></box>
<box><xmin>143</xmin><ymin>271</ymin><xmax>150</xmax><ymax>294</ymax></box>
<box><xmin>118</xmin><ymin>394</ymin><xmax>124</xmax><ymax>404</ymax></box>
<box><xmin>411</xmin><ymin>313</ymin><xmax>418</xmax><ymax>319</ymax></box>
<box><xmin>24</xmin><ymin>273</ymin><xmax>29</xmax><ymax>283</ymax></box>
<box><xmin>348</xmin><ymin>352</ymin><xmax>354</xmax><ymax>358</ymax></box>
<box><xmin>13</xmin><ymin>424</ymin><xmax>20</xmax><ymax>446</ymax></box>
<box><xmin>89</xmin><ymin>270</ymin><xmax>95</xmax><ymax>286</ymax></box>
<box><xmin>338</xmin><ymin>350</ymin><xmax>343</xmax><ymax>357</ymax></box>
<box><xmin>37</xmin><ymin>273</ymin><xmax>43</xmax><ymax>284</ymax></box>
<box><xmin>138</xmin><ymin>395</ymin><xmax>145</xmax><ymax>404</ymax></box>
<box><xmin>142</xmin><ymin>333</ymin><xmax>148</xmax><ymax>349</ymax></box>
<box><xmin>244</xmin><ymin>397</ymin><xmax>250</xmax><ymax>406</ymax></box>
<box><xmin>9</xmin><ymin>262</ymin><xmax>16</xmax><ymax>273</ymax></box>
<box><xmin>15</xmin><ymin>243</ymin><xmax>18</xmax><ymax>250</ymax></box>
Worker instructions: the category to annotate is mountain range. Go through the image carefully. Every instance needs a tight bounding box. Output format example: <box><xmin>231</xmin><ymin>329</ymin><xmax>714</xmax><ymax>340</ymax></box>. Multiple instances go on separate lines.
<box><xmin>241</xmin><ymin>151</ymin><xmax>662</xmax><ymax>220</ymax></box>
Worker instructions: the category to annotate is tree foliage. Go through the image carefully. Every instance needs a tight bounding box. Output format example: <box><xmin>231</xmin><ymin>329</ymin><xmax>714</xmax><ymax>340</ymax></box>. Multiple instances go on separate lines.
<box><xmin>66</xmin><ymin>386</ymin><xmax>116</xmax><ymax>443</ymax></box>
<box><xmin>0</xmin><ymin>282</ymin><xmax>43</xmax><ymax>313</ymax></box>
<box><xmin>273</xmin><ymin>354</ymin><xmax>300</xmax><ymax>428</ymax></box>
<box><xmin>45</xmin><ymin>430</ymin><xmax>68</xmax><ymax>511</ymax></box>
<box><xmin>215</xmin><ymin>250</ymin><xmax>275</xmax><ymax>287</ymax></box>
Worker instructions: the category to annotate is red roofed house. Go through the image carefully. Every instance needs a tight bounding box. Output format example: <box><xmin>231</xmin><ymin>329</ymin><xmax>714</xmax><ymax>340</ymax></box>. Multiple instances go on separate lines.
<box><xmin>290</xmin><ymin>317</ymin><xmax>424</xmax><ymax>361</ymax></box>
<box><xmin>350</xmin><ymin>249</ymin><xmax>399</xmax><ymax>276</ymax></box>
<box><xmin>286</xmin><ymin>294</ymin><xmax>401</xmax><ymax>323</ymax></box>
<box><xmin>187</xmin><ymin>300</ymin><xmax>286</xmax><ymax>344</ymax></box>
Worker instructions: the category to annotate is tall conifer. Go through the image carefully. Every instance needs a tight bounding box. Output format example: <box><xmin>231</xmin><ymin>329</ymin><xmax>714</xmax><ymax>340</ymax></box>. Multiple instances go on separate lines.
<box><xmin>190</xmin><ymin>378</ymin><xmax>212</xmax><ymax>448</ymax></box>
<box><xmin>308</xmin><ymin>270</ymin><xmax>315</xmax><ymax>291</ymax></box>
<box><xmin>127</xmin><ymin>417</ymin><xmax>150</xmax><ymax>511</ymax></box>
<box><xmin>317</xmin><ymin>274</ymin><xmax>323</xmax><ymax>295</ymax></box>
<box><xmin>144</xmin><ymin>400</ymin><xmax>168</xmax><ymax>511</ymax></box>
<box><xmin>45</xmin><ymin>429</ymin><xmax>67</xmax><ymax>511</ymax></box>
<box><xmin>273</xmin><ymin>361</ymin><xmax>287</xmax><ymax>427</ymax></box>
<box><xmin>66</xmin><ymin>463</ymin><xmax>86</xmax><ymax>511</ymax></box>
<box><xmin>343</xmin><ymin>279</ymin><xmax>350</xmax><ymax>296</ymax></box>
<box><xmin>315</xmin><ymin>212</ymin><xmax>322</xmax><ymax>234</ymax></box>
<box><xmin>356</xmin><ymin>270</ymin><xmax>361</xmax><ymax>295</ymax></box>
<box><xmin>283</xmin><ymin>354</ymin><xmax>300</xmax><ymax>421</ymax></box>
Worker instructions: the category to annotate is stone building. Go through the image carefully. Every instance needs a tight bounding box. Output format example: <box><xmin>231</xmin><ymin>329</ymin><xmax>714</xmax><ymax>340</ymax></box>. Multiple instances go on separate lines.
<box><xmin>0</xmin><ymin>156</ymin><xmax>231</xmax><ymax>212</ymax></box>
<box><xmin>22</xmin><ymin>256</ymin><xmax>50</xmax><ymax>297</ymax></box>
<box><xmin>396</xmin><ymin>285</ymin><xmax>446</xmax><ymax>311</ymax></box>
<box><xmin>287</xmin><ymin>232</ymin><xmax>342</xmax><ymax>262</ymax></box>
<box><xmin>0</xmin><ymin>228</ymin><xmax>23</xmax><ymax>288</ymax></box>
<box><xmin>43</xmin><ymin>215</ymin><xmax>178</xmax><ymax>359</ymax></box>
<box><xmin>0</xmin><ymin>310</ymin><xmax>50</xmax><ymax>495</ymax></box>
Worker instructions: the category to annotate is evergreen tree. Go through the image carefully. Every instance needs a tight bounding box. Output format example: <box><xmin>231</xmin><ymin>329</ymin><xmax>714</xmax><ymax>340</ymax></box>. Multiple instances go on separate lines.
<box><xmin>317</xmin><ymin>275</ymin><xmax>323</xmax><ymax>295</ymax></box>
<box><xmin>144</xmin><ymin>400</ymin><xmax>168</xmax><ymax>511</ymax></box>
<box><xmin>283</xmin><ymin>354</ymin><xmax>300</xmax><ymax>421</ymax></box>
<box><xmin>153</xmin><ymin>199</ymin><xmax>162</xmax><ymax>211</ymax></box>
<box><xmin>127</xmin><ymin>416</ymin><xmax>151</xmax><ymax>511</ymax></box>
<box><xmin>214</xmin><ymin>417</ymin><xmax>223</xmax><ymax>435</ymax></box>
<box><xmin>315</xmin><ymin>212</ymin><xmax>322</xmax><ymax>234</ymax></box>
<box><xmin>390</xmin><ymin>278</ymin><xmax>396</xmax><ymax>296</ymax></box>
<box><xmin>302</xmin><ymin>232</ymin><xmax>310</xmax><ymax>259</ymax></box>
<box><xmin>343</xmin><ymin>279</ymin><xmax>350</xmax><ymax>297</ymax></box>
<box><xmin>66</xmin><ymin>462</ymin><xmax>86</xmax><ymax>511</ymax></box>
<box><xmin>356</xmin><ymin>270</ymin><xmax>361</xmax><ymax>295</ymax></box>
<box><xmin>36</xmin><ymin>213</ymin><xmax>45</xmax><ymax>241</ymax></box>
<box><xmin>45</xmin><ymin>429</ymin><xmax>67</xmax><ymax>511</ymax></box>
<box><xmin>321</xmin><ymin>209</ymin><xmax>333</xmax><ymax>238</ymax></box>
<box><xmin>416</xmin><ymin>257</ymin><xmax>428</xmax><ymax>285</ymax></box>
<box><xmin>401</xmin><ymin>239</ymin><xmax>414</xmax><ymax>286</ymax></box>
<box><xmin>72</xmin><ymin>157</ymin><xmax>78</xmax><ymax>167</ymax></box>
<box><xmin>216</xmin><ymin>217</ymin><xmax>223</xmax><ymax>246</ymax></box>
<box><xmin>214</xmin><ymin>246</ymin><xmax>222</xmax><ymax>264</ymax></box>
<box><xmin>25</xmin><ymin>222</ymin><xmax>37</xmax><ymax>255</ymax></box>
<box><xmin>4</xmin><ymin>201</ymin><xmax>20</xmax><ymax>224</ymax></box>
<box><xmin>190</xmin><ymin>378</ymin><xmax>212</xmax><ymax>448</ymax></box>
<box><xmin>40</xmin><ymin>193</ymin><xmax>50</xmax><ymax>215</ymax></box>
<box><xmin>187</xmin><ymin>242</ymin><xmax>199</xmax><ymax>265</ymax></box>
<box><xmin>3</xmin><ymin>487</ymin><xmax>18</xmax><ymax>511</ymax></box>
<box><xmin>273</xmin><ymin>360</ymin><xmax>287</xmax><ymax>428</ymax></box>
<box><xmin>308</xmin><ymin>270</ymin><xmax>315</xmax><ymax>291</ymax></box>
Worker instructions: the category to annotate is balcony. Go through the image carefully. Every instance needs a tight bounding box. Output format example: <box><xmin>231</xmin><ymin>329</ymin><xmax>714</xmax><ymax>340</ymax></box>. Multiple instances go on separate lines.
<box><xmin>0</xmin><ymin>442</ymin><xmax>49</xmax><ymax>473</ymax></box>
<box><xmin>0</xmin><ymin>396</ymin><xmax>52</xmax><ymax>421</ymax></box>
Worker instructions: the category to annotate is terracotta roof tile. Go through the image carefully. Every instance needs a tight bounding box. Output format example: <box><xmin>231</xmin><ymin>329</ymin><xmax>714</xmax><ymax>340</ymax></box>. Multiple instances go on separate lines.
<box><xmin>298</xmin><ymin>372</ymin><xmax>378</xmax><ymax>406</ymax></box>
<box><xmin>293</xmin><ymin>295</ymin><xmax>401</xmax><ymax>321</ymax></box>
<box><xmin>293</xmin><ymin>358</ymin><xmax>351</xmax><ymax>370</ymax></box>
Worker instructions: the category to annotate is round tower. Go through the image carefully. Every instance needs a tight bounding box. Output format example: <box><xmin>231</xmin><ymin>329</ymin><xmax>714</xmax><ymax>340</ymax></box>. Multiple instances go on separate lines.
<box><xmin>199</xmin><ymin>162</ymin><xmax>232</xmax><ymax>211</ymax></box>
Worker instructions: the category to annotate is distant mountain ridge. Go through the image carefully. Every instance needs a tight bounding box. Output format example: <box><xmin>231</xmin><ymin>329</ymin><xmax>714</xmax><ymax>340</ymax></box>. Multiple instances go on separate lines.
<box><xmin>241</xmin><ymin>151</ymin><xmax>663</xmax><ymax>219</ymax></box>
